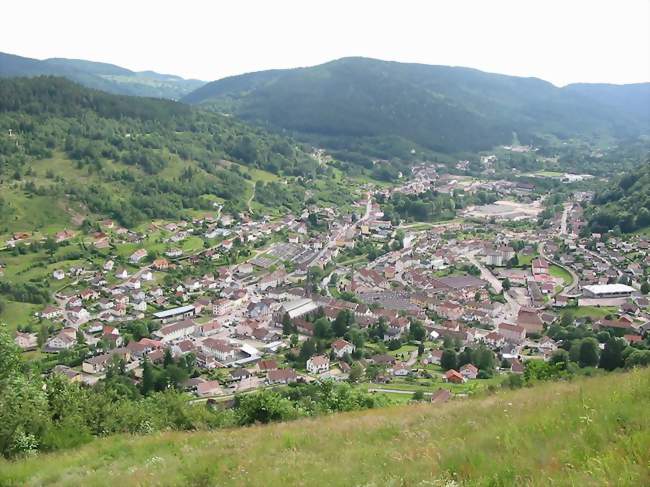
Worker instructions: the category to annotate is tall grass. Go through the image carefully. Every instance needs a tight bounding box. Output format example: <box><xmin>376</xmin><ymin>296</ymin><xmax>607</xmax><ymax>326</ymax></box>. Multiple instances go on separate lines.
<box><xmin>2</xmin><ymin>369</ymin><xmax>649</xmax><ymax>486</ymax></box>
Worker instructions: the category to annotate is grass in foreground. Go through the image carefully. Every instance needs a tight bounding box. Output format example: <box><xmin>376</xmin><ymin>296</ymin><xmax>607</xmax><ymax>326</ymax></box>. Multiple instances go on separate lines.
<box><xmin>2</xmin><ymin>368</ymin><xmax>649</xmax><ymax>486</ymax></box>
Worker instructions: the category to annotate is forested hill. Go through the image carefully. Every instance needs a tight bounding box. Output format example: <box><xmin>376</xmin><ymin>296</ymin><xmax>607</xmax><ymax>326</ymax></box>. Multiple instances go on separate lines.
<box><xmin>0</xmin><ymin>52</ymin><xmax>204</xmax><ymax>100</ymax></box>
<box><xmin>0</xmin><ymin>76</ymin><xmax>318</xmax><ymax>229</ymax></box>
<box><xmin>587</xmin><ymin>162</ymin><xmax>650</xmax><ymax>234</ymax></box>
<box><xmin>183</xmin><ymin>57</ymin><xmax>650</xmax><ymax>155</ymax></box>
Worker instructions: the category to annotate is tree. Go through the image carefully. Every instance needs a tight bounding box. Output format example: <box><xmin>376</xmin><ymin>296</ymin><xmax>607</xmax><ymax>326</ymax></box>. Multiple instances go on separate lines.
<box><xmin>281</xmin><ymin>312</ymin><xmax>294</xmax><ymax>336</ymax></box>
<box><xmin>348</xmin><ymin>364</ymin><xmax>363</xmax><ymax>383</ymax></box>
<box><xmin>163</xmin><ymin>365</ymin><xmax>188</xmax><ymax>389</ymax></box>
<box><xmin>412</xmin><ymin>390</ymin><xmax>425</xmax><ymax>401</ymax></box>
<box><xmin>502</xmin><ymin>278</ymin><xmax>511</xmax><ymax>291</ymax></box>
<box><xmin>37</xmin><ymin>323</ymin><xmax>49</xmax><ymax>348</ymax></box>
<box><xmin>440</xmin><ymin>349</ymin><xmax>458</xmax><ymax>371</ymax></box>
<box><xmin>641</xmin><ymin>281</ymin><xmax>650</xmax><ymax>295</ymax></box>
<box><xmin>457</xmin><ymin>348</ymin><xmax>473</xmax><ymax>368</ymax></box>
<box><xmin>235</xmin><ymin>390</ymin><xmax>298</xmax><ymax>426</ymax></box>
<box><xmin>141</xmin><ymin>358</ymin><xmax>155</xmax><ymax>395</ymax></box>
<box><xmin>44</xmin><ymin>236</ymin><xmax>58</xmax><ymax>256</ymax></box>
<box><xmin>599</xmin><ymin>337</ymin><xmax>628</xmax><ymax>371</ymax></box>
<box><xmin>0</xmin><ymin>326</ymin><xmax>49</xmax><ymax>457</ymax></box>
<box><xmin>625</xmin><ymin>349</ymin><xmax>650</xmax><ymax>368</ymax></box>
<box><xmin>333</xmin><ymin>310</ymin><xmax>353</xmax><ymax>337</ymax></box>
<box><xmin>409</xmin><ymin>320</ymin><xmax>426</xmax><ymax>342</ymax></box>
<box><xmin>502</xmin><ymin>373</ymin><xmax>523</xmax><ymax>389</ymax></box>
<box><xmin>163</xmin><ymin>348</ymin><xmax>174</xmax><ymax>368</ymax></box>
<box><xmin>387</xmin><ymin>339</ymin><xmax>401</xmax><ymax>351</ymax></box>
<box><xmin>299</xmin><ymin>339</ymin><xmax>316</xmax><ymax>363</ymax></box>
<box><xmin>549</xmin><ymin>349</ymin><xmax>570</xmax><ymax>367</ymax></box>
<box><xmin>473</xmin><ymin>346</ymin><xmax>496</xmax><ymax>375</ymax></box>
<box><xmin>578</xmin><ymin>338</ymin><xmax>600</xmax><ymax>368</ymax></box>
<box><xmin>560</xmin><ymin>311</ymin><xmax>575</xmax><ymax>327</ymax></box>
<box><xmin>314</xmin><ymin>317</ymin><xmax>332</xmax><ymax>339</ymax></box>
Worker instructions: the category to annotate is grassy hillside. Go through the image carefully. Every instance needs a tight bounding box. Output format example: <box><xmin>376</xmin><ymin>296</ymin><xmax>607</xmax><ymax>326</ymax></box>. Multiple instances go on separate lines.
<box><xmin>183</xmin><ymin>57</ymin><xmax>650</xmax><ymax>157</ymax></box>
<box><xmin>0</xmin><ymin>51</ymin><xmax>204</xmax><ymax>99</ymax></box>
<box><xmin>0</xmin><ymin>76</ymin><xmax>333</xmax><ymax>234</ymax></box>
<box><xmin>2</xmin><ymin>368</ymin><xmax>649</xmax><ymax>486</ymax></box>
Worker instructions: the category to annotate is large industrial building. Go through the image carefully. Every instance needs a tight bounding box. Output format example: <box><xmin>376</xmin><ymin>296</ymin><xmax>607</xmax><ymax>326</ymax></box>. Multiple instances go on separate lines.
<box><xmin>581</xmin><ymin>284</ymin><xmax>635</xmax><ymax>299</ymax></box>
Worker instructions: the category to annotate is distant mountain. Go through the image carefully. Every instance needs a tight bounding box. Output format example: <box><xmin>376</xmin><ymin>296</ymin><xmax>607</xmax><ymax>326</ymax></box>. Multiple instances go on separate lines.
<box><xmin>183</xmin><ymin>57</ymin><xmax>650</xmax><ymax>155</ymax></box>
<box><xmin>563</xmin><ymin>82</ymin><xmax>650</xmax><ymax>121</ymax></box>
<box><xmin>0</xmin><ymin>52</ymin><xmax>205</xmax><ymax>99</ymax></box>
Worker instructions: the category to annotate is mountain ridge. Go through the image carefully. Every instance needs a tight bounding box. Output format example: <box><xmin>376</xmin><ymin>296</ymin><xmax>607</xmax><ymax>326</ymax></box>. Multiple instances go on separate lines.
<box><xmin>0</xmin><ymin>51</ymin><xmax>205</xmax><ymax>100</ymax></box>
<box><xmin>183</xmin><ymin>56</ymin><xmax>650</xmax><ymax>155</ymax></box>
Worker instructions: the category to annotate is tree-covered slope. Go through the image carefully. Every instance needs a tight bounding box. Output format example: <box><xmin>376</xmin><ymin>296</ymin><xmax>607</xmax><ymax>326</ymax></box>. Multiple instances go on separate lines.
<box><xmin>0</xmin><ymin>76</ymin><xmax>320</xmax><ymax>230</ymax></box>
<box><xmin>0</xmin><ymin>52</ymin><xmax>204</xmax><ymax>100</ymax></box>
<box><xmin>564</xmin><ymin>82</ymin><xmax>650</xmax><ymax>121</ymax></box>
<box><xmin>587</xmin><ymin>162</ymin><xmax>650</xmax><ymax>234</ymax></box>
<box><xmin>2</xmin><ymin>368</ymin><xmax>649</xmax><ymax>486</ymax></box>
<box><xmin>183</xmin><ymin>57</ymin><xmax>650</xmax><ymax>155</ymax></box>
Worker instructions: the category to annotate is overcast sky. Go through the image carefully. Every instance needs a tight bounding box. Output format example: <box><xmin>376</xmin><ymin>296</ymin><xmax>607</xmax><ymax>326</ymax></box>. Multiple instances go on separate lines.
<box><xmin>2</xmin><ymin>0</ymin><xmax>649</xmax><ymax>86</ymax></box>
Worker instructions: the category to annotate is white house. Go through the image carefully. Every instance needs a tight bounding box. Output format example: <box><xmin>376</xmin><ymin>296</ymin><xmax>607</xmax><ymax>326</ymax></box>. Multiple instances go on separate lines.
<box><xmin>202</xmin><ymin>338</ymin><xmax>236</xmax><ymax>362</ymax></box>
<box><xmin>331</xmin><ymin>339</ymin><xmax>355</xmax><ymax>358</ymax></box>
<box><xmin>129</xmin><ymin>249</ymin><xmax>148</xmax><ymax>264</ymax></box>
<box><xmin>306</xmin><ymin>355</ymin><xmax>330</xmax><ymax>374</ymax></box>
<box><xmin>154</xmin><ymin>319</ymin><xmax>196</xmax><ymax>343</ymax></box>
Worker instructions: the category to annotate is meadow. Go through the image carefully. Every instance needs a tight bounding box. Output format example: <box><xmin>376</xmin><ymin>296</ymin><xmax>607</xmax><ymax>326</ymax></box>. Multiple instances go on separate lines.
<box><xmin>2</xmin><ymin>368</ymin><xmax>648</xmax><ymax>486</ymax></box>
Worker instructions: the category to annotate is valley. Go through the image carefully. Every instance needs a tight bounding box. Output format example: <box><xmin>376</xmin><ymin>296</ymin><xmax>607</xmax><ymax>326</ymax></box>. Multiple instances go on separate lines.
<box><xmin>0</xmin><ymin>47</ymin><xmax>648</xmax><ymax>486</ymax></box>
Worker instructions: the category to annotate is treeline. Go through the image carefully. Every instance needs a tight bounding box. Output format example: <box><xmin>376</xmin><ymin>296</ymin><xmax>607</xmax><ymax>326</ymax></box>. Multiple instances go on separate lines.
<box><xmin>587</xmin><ymin>163</ymin><xmax>650</xmax><ymax>234</ymax></box>
<box><xmin>0</xmin><ymin>281</ymin><xmax>50</xmax><ymax>304</ymax></box>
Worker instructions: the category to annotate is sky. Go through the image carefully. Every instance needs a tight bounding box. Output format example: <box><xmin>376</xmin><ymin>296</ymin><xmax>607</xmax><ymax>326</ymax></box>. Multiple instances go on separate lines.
<box><xmin>2</xmin><ymin>0</ymin><xmax>649</xmax><ymax>86</ymax></box>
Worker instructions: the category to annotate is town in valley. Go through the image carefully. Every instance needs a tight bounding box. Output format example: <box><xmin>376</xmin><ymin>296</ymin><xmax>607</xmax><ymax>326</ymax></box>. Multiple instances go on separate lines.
<box><xmin>6</xmin><ymin>157</ymin><xmax>649</xmax><ymax>404</ymax></box>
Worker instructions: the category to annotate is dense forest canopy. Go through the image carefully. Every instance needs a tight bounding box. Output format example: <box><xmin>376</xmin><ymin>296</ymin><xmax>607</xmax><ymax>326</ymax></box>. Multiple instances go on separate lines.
<box><xmin>587</xmin><ymin>163</ymin><xmax>650</xmax><ymax>234</ymax></box>
<box><xmin>184</xmin><ymin>57</ymin><xmax>650</xmax><ymax>158</ymax></box>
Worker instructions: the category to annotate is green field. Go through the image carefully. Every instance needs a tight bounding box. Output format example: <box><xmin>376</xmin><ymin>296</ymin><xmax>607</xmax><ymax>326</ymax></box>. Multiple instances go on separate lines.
<box><xmin>517</xmin><ymin>252</ymin><xmax>537</xmax><ymax>266</ymax></box>
<box><xmin>569</xmin><ymin>305</ymin><xmax>619</xmax><ymax>319</ymax></box>
<box><xmin>549</xmin><ymin>264</ymin><xmax>573</xmax><ymax>286</ymax></box>
<box><xmin>0</xmin><ymin>301</ymin><xmax>39</xmax><ymax>332</ymax></box>
<box><xmin>2</xmin><ymin>369</ymin><xmax>648</xmax><ymax>486</ymax></box>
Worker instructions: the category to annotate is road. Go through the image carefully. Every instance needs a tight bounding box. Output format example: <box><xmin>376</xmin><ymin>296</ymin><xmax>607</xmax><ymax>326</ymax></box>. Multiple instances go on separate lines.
<box><xmin>560</xmin><ymin>203</ymin><xmax>571</xmax><ymax>235</ymax></box>
<box><xmin>246</xmin><ymin>184</ymin><xmax>256</xmax><ymax>212</ymax></box>
<box><xmin>311</xmin><ymin>192</ymin><xmax>373</xmax><ymax>267</ymax></box>
<box><xmin>467</xmin><ymin>252</ymin><xmax>502</xmax><ymax>294</ymax></box>
<box><xmin>537</xmin><ymin>241</ymin><xmax>579</xmax><ymax>295</ymax></box>
<box><xmin>405</xmin><ymin>349</ymin><xmax>419</xmax><ymax>366</ymax></box>
<box><xmin>466</xmin><ymin>251</ymin><xmax>519</xmax><ymax>322</ymax></box>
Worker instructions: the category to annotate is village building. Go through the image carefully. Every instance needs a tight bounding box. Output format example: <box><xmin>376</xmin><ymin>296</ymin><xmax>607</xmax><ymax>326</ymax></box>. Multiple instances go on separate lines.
<box><xmin>306</xmin><ymin>354</ymin><xmax>330</xmax><ymax>374</ymax></box>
